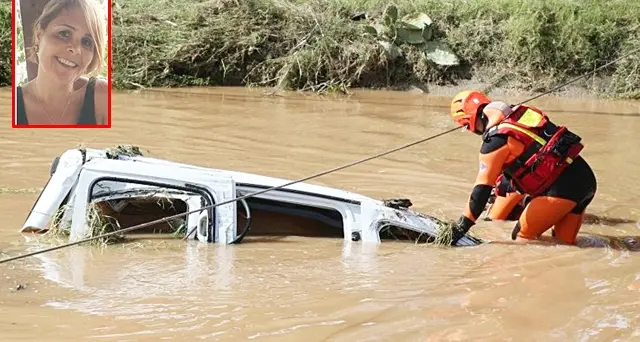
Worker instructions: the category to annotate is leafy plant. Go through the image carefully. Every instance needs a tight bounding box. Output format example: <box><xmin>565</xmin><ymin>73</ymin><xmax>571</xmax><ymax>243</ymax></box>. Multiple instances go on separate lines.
<box><xmin>362</xmin><ymin>4</ymin><xmax>460</xmax><ymax>66</ymax></box>
<box><xmin>0</xmin><ymin>2</ymin><xmax>12</xmax><ymax>86</ymax></box>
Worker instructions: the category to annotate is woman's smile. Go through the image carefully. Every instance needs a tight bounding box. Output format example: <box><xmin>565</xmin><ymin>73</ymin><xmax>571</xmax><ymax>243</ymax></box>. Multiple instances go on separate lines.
<box><xmin>55</xmin><ymin>56</ymin><xmax>78</xmax><ymax>68</ymax></box>
<box><xmin>56</xmin><ymin>56</ymin><xmax>78</xmax><ymax>69</ymax></box>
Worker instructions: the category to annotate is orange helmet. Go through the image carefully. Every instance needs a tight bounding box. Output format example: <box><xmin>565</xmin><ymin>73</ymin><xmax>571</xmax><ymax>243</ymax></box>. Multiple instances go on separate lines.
<box><xmin>450</xmin><ymin>90</ymin><xmax>491</xmax><ymax>132</ymax></box>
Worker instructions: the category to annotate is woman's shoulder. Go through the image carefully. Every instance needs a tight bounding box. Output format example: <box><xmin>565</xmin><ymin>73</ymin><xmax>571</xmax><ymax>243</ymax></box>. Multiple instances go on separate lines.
<box><xmin>92</xmin><ymin>76</ymin><xmax>109</xmax><ymax>93</ymax></box>
<box><xmin>73</xmin><ymin>76</ymin><xmax>105</xmax><ymax>89</ymax></box>
<box><xmin>17</xmin><ymin>80</ymin><xmax>36</xmax><ymax>100</ymax></box>
<box><xmin>18</xmin><ymin>79</ymin><xmax>33</xmax><ymax>91</ymax></box>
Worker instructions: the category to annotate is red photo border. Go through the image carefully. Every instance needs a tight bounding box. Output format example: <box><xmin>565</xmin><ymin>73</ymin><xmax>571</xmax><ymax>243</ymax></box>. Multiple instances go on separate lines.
<box><xmin>11</xmin><ymin>0</ymin><xmax>112</xmax><ymax>129</ymax></box>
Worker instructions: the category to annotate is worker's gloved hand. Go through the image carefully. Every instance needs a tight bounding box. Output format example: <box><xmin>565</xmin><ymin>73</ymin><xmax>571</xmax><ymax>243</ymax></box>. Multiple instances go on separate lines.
<box><xmin>446</xmin><ymin>215</ymin><xmax>476</xmax><ymax>246</ymax></box>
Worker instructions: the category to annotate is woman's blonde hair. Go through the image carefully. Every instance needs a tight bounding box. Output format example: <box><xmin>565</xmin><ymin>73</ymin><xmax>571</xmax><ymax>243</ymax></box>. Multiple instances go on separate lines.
<box><xmin>27</xmin><ymin>0</ymin><xmax>106</xmax><ymax>76</ymax></box>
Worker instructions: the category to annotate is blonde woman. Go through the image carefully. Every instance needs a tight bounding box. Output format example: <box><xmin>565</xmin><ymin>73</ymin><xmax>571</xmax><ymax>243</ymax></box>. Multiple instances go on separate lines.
<box><xmin>16</xmin><ymin>0</ymin><xmax>108</xmax><ymax>126</ymax></box>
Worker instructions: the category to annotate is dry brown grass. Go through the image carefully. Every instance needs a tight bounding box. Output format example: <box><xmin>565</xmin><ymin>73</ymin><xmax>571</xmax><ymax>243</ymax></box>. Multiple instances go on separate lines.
<box><xmin>43</xmin><ymin>196</ymin><xmax>188</xmax><ymax>246</ymax></box>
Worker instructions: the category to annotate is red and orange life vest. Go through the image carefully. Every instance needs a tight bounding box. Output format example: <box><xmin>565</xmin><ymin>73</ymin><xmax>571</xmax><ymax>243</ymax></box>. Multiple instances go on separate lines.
<box><xmin>484</xmin><ymin>104</ymin><xmax>584</xmax><ymax>197</ymax></box>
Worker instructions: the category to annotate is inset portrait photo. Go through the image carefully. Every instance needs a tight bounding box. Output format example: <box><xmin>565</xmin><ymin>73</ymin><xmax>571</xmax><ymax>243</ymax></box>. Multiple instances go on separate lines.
<box><xmin>12</xmin><ymin>0</ymin><xmax>111</xmax><ymax>128</ymax></box>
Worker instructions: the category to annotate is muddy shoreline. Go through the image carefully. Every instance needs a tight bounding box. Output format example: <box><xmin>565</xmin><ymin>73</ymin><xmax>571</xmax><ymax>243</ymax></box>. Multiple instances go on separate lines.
<box><xmin>1</xmin><ymin>79</ymin><xmax>638</xmax><ymax>104</ymax></box>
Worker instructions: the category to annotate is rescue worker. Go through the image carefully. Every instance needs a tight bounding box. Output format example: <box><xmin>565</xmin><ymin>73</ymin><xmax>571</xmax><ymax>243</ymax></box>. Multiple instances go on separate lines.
<box><xmin>445</xmin><ymin>90</ymin><xmax>597</xmax><ymax>245</ymax></box>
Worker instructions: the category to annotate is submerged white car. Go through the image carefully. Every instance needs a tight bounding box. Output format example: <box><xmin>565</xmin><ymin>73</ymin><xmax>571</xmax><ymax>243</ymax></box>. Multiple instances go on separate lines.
<box><xmin>20</xmin><ymin>146</ymin><xmax>482</xmax><ymax>247</ymax></box>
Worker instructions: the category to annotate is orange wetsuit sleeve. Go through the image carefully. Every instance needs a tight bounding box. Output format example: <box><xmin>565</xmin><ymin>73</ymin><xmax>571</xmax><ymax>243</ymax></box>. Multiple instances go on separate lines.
<box><xmin>462</xmin><ymin>138</ymin><xmax>512</xmax><ymax>222</ymax></box>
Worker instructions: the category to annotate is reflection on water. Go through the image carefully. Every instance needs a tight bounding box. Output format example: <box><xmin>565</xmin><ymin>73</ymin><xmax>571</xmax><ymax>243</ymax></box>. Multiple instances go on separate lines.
<box><xmin>0</xmin><ymin>87</ymin><xmax>639</xmax><ymax>340</ymax></box>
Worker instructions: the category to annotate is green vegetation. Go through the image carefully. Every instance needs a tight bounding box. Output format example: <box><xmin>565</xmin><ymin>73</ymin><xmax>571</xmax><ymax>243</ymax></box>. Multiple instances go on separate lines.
<box><xmin>110</xmin><ymin>0</ymin><xmax>640</xmax><ymax>98</ymax></box>
<box><xmin>0</xmin><ymin>0</ymin><xmax>11</xmax><ymax>87</ymax></box>
<box><xmin>2</xmin><ymin>0</ymin><xmax>639</xmax><ymax>98</ymax></box>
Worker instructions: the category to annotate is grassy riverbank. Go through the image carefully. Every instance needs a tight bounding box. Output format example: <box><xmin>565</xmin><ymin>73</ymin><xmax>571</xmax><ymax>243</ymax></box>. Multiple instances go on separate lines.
<box><xmin>2</xmin><ymin>0</ymin><xmax>639</xmax><ymax>99</ymax></box>
<box><xmin>0</xmin><ymin>1</ymin><xmax>10</xmax><ymax>87</ymax></box>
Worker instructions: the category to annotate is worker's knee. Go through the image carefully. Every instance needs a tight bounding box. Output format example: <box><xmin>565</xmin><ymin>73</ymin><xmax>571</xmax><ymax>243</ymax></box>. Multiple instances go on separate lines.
<box><xmin>513</xmin><ymin>220</ymin><xmax>545</xmax><ymax>240</ymax></box>
<box><xmin>512</xmin><ymin>196</ymin><xmax>577</xmax><ymax>242</ymax></box>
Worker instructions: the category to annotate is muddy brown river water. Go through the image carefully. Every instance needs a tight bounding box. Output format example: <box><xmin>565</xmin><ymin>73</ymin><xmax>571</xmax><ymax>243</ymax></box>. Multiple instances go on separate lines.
<box><xmin>0</xmin><ymin>87</ymin><xmax>639</xmax><ymax>341</ymax></box>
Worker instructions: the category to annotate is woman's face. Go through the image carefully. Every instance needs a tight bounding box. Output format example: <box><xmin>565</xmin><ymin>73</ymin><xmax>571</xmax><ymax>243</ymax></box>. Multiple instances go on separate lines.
<box><xmin>36</xmin><ymin>7</ymin><xmax>95</xmax><ymax>84</ymax></box>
